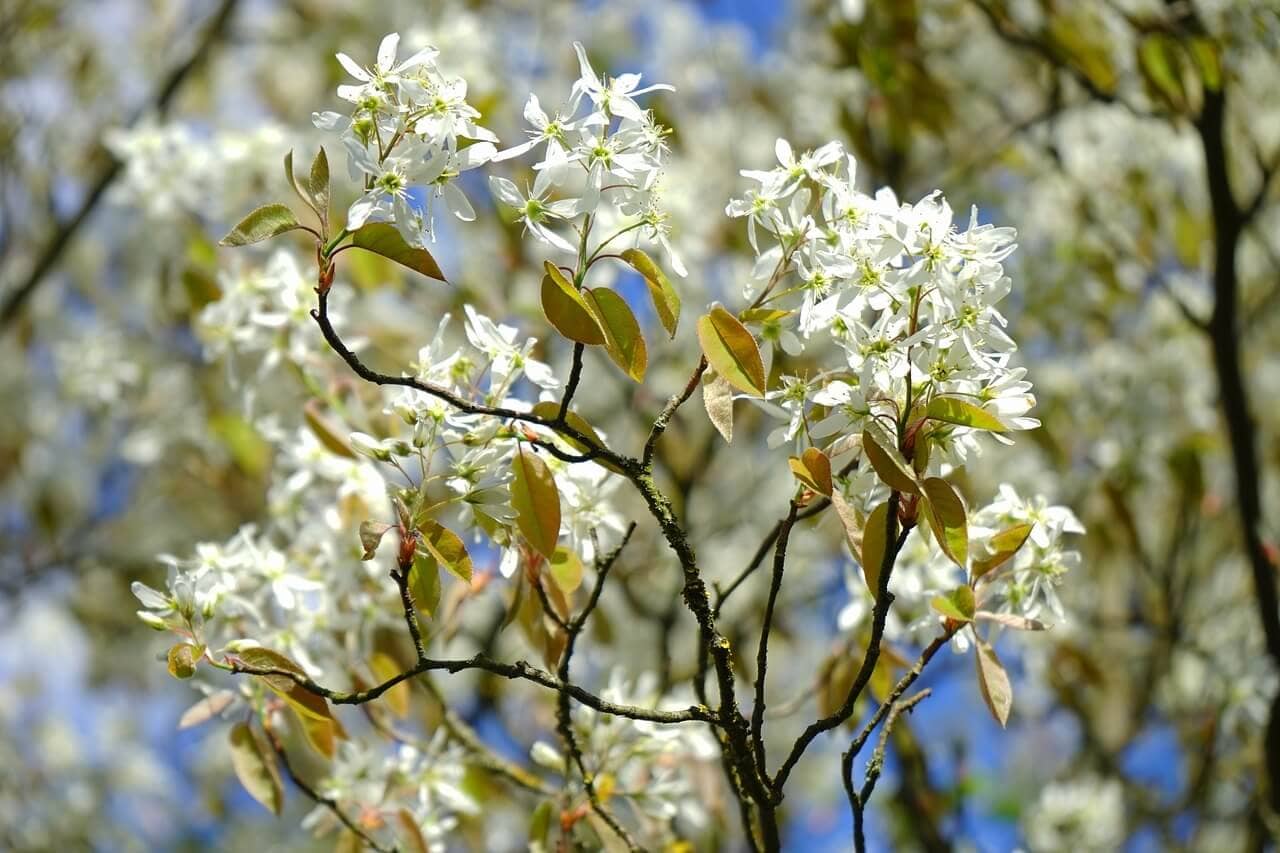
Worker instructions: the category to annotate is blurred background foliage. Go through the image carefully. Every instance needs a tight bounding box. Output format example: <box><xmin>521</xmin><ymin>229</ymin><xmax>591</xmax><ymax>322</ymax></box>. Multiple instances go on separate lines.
<box><xmin>1</xmin><ymin>0</ymin><xmax>1279</xmax><ymax>850</ymax></box>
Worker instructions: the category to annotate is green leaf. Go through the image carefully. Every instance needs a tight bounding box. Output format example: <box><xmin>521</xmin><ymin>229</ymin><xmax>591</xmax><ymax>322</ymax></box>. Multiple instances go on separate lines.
<box><xmin>860</xmin><ymin>500</ymin><xmax>891</xmax><ymax>597</ymax></box>
<box><xmin>359</xmin><ymin>520</ymin><xmax>393</xmax><ymax>561</ymax></box>
<box><xmin>350</xmin><ymin>223</ymin><xmax>446</xmax><ymax>281</ymax></box>
<box><xmin>1138</xmin><ymin>34</ymin><xmax>1188</xmax><ymax>111</ymax></box>
<box><xmin>920</xmin><ymin>477</ymin><xmax>968</xmax><ymax>567</ymax></box>
<box><xmin>529</xmin><ymin>800</ymin><xmax>554</xmax><ymax>848</ymax></box>
<box><xmin>220</xmin><ymin>203</ymin><xmax>305</xmax><ymax>247</ymax></box>
<box><xmin>931</xmin><ymin>585</ymin><xmax>975</xmax><ymax>622</ymax></box>
<box><xmin>229</xmin><ymin>722</ymin><xmax>284</xmax><ymax>815</ymax></box>
<box><xmin>541</xmin><ymin>262</ymin><xmax>605</xmax><ymax>345</ymax></box>
<box><xmin>583</xmin><ymin>287</ymin><xmax>647</xmax><ymax>382</ymax></box>
<box><xmin>975</xmin><ymin>637</ymin><xmax>1013</xmax><ymax>728</ymax></box>
<box><xmin>209</xmin><ymin>413</ymin><xmax>272</xmax><ymax>476</ymax></box>
<box><xmin>739</xmin><ymin>307</ymin><xmax>792</xmax><ymax>323</ymax></box>
<box><xmin>511</xmin><ymin>445</ymin><xmax>561</xmax><ymax>558</ymax></box>
<box><xmin>789</xmin><ymin>447</ymin><xmax>833</xmax><ymax>496</ymax></box>
<box><xmin>620</xmin><ymin>247</ymin><xmax>681</xmax><ymax>338</ymax></box>
<box><xmin>410</xmin><ymin>549</ymin><xmax>443</xmax><ymax>618</ymax></box>
<box><xmin>971</xmin><ymin>522</ymin><xmax>1034</xmax><ymax>579</ymax></box>
<box><xmin>548</xmin><ymin>547</ymin><xmax>584</xmax><ymax>594</ymax></box>
<box><xmin>861</xmin><ymin>424</ymin><xmax>919</xmax><ymax>494</ymax></box>
<box><xmin>418</xmin><ymin>520</ymin><xmax>473</xmax><ymax>582</ymax></box>
<box><xmin>308</xmin><ymin>147</ymin><xmax>331</xmax><ymax>226</ymax></box>
<box><xmin>702</xmin><ymin>372</ymin><xmax>735</xmax><ymax>443</ymax></box>
<box><xmin>167</xmin><ymin>643</ymin><xmax>201</xmax><ymax>679</ymax></box>
<box><xmin>925</xmin><ymin>396</ymin><xmax>1007</xmax><ymax>432</ymax></box>
<box><xmin>696</xmin><ymin>307</ymin><xmax>765</xmax><ymax>397</ymax></box>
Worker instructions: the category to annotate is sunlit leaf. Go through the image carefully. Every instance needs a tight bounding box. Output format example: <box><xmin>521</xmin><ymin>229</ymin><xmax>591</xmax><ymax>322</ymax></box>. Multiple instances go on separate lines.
<box><xmin>931</xmin><ymin>585</ymin><xmax>975</xmax><ymax>622</ymax></box>
<box><xmin>370</xmin><ymin>652</ymin><xmax>410</xmax><ymax>717</ymax></box>
<box><xmin>696</xmin><ymin>307</ymin><xmax>765</xmax><ymax>397</ymax></box>
<box><xmin>410</xmin><ymin>549</ymin><xmax>442</xmax><ymax>618</ymax></box>
<box><xmin>920</xmin><ymin>477</ymin><xmax>968</xmax><ymax>567</ymax></box>
<box><xmin>925</xmin><ymin>397</ymin><xmax>1007</xmax><ymax>432</ymax></box>
<box><xmin>350</xmin><ymin>223</ymin><xmax>446</xmax><ymax>281</ymax></box>
<box><xmin>971</xmin><ymin>523</ymin><xmax>1034</xmax><ymax>579</ymax></box>
<box><xmin>861</xmin><ymin>424</ymin><xmax>919</xmax><ymax>494</ymax></box>
<box><xmin>789</xmin><ymin>447</ymin><xmax>833</xmax><ymax>496</ymax></box>
<box><xmin>548</xmin><ymin>547</ymin><xmax>584</xmax><ymax>594</ymax></box>
<box><xmin>511</xmin><ymin>445</ymin><xmax>561</xmax><ymax>558</ymax></box>
<box><xmin>418</xmin><ymin>520</ymin><xmax>473</xmax><ymax>582</ymax></box>
<box><xmin>541</xmin><ymin>262</ymin><xmax>605</xmax><ymax>345</ymax></box>
<box><xmin>237</xmin><ymin>647</ymin><xmax>334</xmax><ymax>723</ymax></box>
<box><xmin>529</xmin><ymin>401</ymin><xmax>623</xmax><ymax>474</ymax></box>
<box><xmin>620</xmin><ymin>247</ymin><xmax>681</xmax><ymax>338</ymax></box>
<box><xmin>308</xmin><ymin>146</ymin><xmax>330</xmax><ymax>225</ymax></box>
<box><xmin>229</xmin><ymin>722</ymin><xmax>284</xmax><ymax>815</ymax></box>
<box><xmin>583</xmin><ymin>288</ymin><xmax>647</xmax><ymax>381</ymax></box>
<box><xmin>220</xmin><ymin>203</ymin><xmax>305</xmax><ymax>247</ymax></box>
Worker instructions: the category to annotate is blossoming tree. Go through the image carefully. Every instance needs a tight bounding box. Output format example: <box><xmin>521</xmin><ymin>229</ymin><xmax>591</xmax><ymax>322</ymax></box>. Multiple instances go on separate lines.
<box><xmin>128</xmin><ymin>30</ymin><xmax>1084</xmax><ymax>852</ymax></box>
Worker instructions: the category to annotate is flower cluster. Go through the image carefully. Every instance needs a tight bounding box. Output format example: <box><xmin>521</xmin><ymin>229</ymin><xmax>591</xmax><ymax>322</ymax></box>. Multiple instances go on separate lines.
<box><xmin>488</xmin><ymin>43</ymin><xmax>684</xmax><ymax>273</ymax></box>
<box><xmin>726</xmin><ymin>141</ymin><xmax>1036</xmax><ymax>457</ymax></box>
<box><xmin>313</xmin><ymin>33</ymin><xmax>498</xmax><ymax>246</ymax></box>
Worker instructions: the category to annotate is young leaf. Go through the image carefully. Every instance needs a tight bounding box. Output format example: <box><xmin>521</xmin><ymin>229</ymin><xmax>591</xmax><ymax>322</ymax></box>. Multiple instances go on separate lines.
<box><xmin>920</xmin><ymin>477</ymin><xmax>968</xmax><ymax>567</ymax></box>
<box><xmin>548</xmin><ymin>547</ymin><xmax>584</xmax><ymax>594</ymax></box>
<box><xmin>220</xmin><ymin>203</ymin><xmax>305</xmax><ymax>247</ymax></box>
<box><xmin>620</xmin><ymin>247</ymin><xmax>681</xmax><ymax>338</ymax></box>
<box><xmin>971</xmin><ymin>522</ymin><xmax>1035</xmax><ymax>579</ymax></box>
<box><xmin>410</xmin><ymin>549</ymin><xmax>443</xmax><ymax>618</ymax></box>
<box><xmin>541</xmin><ymin>263</ymin><xmax>605</xmax><ymax>344</ymax></box>
<box><xmin>583</xmin><ymin>288</ymin><xmax>647</xmax><ymax>381</ymax></box>
<box><xmin>350</xmin><ymin>223</ymin><xmax>446</xmax><ymax>281</ymax></box>
<box><xmin>283</xmin><ymin>150</ymin><xmax>317</xmax><ymax>215</ymax></box>
<box><xmin>511</xmin><ymin>445</ymin><xmax>561</xmax><ymax>558</ymax></box>
<box><xmin>925</xmin><ymin>396</ymin><xmax>1007</xmax><ymax>432</ymax></box>
<box><xmin>308</xmin><ymin>146</ymin><xmax>330</xmax><ymax>226</ymax></box>
<box><xmin>860</xmin><ymin>500</ymin><xmax>891</xmax><ymax>596</ymax></box>
<box><xmin>359</xmin><ymin>520</ymin><xmax>392</xmax><ymax>560</ymax></box>
<box><xmin>418</xmin><ymin>520</ymin><xmax>473</xmax><ymax>582</ymax></box>
<box><xmin>976</xmin><ymin>611</ymin><xmax>1047</xmax><ymax>631</ymax></box>
<box><xmin>167</xmin><ymin>643</ymin><xmax>202</xmax><ymax>679</ymax></box>
<box><xmin>229</xmin><ymin>722</ymin><xmax>284</xmax><ymax>815</ymax></box>
<box><xmin>861</xmin><ymin>425</ymin><xmax>919</xmax><ymax>494</ymax></box>
<box><xmin>789</xmin><ymin>447</ymin><xmax>833</xmax><ymax>496</ymax></box>
<box><xmin>931</xmin><ymin>585</ymin><xmax>976</xmax><ymax>622</ymax></box>
<box><xmin>696</xmin><ymin>307</ymin><xmax>765</xmax><ymax>397</ymax></box>
<box><xmin>975</xmin><ymin>637</ymin><xmax>1013</xmax><ymax>727</ymax></box>
<box><xmin>398</xmin><ymin>808</ymin><xmax>432</xmax><ymax>853</ymax></box>
<box><xmin>702</xmin><ymin>372</ymin><xmax>735</xmax><ymax>443</ymax></box>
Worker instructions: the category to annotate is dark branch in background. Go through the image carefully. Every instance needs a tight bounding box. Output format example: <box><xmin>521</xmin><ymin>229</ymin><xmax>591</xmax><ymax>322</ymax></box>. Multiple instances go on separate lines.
<box><xmin>772</xmin><ymin>495</ymin><xmax>910</xmax><ymax>794</ymax></box>
<box><xmin>0</xmin><ymin>0</ymin><xmax>241</xmax><ymax>330</ymax></box>
<box><xmin>642</xmin><ymin>355</ymin><xmax>707</xmax><ymax>467</ymax></box>
<box><xmin>751</xmin><ymin>499</ymin><xmax>799</xmax><ymax>776</ymax></box>
<box><xmin>261</xmin><ymin>720</ymin><xmax>394</xmax><ymax>853</ymax></box>
<box><xmin>555</xmin><ymin>525</ymin><xmax>640</xmax><ymax>852</ymax></box>
<box><xmin>844</xmin><ymin>688</ymin><xmax>932</xmax><ymax>853</ymax></box>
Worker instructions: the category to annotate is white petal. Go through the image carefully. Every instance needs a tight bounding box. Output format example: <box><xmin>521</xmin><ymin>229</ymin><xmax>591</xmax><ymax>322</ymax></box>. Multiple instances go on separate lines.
<box><xmin>488</xmin><ymin>176</ymin><xmax>523</xmax><ymax>207</ymax></box>
<box><xmin>442</xmin><ymin>183</ymin><xmax>475</xmax><ymax>221</ymax></box>
<box><xmin>376</xmin><ymin>33</ymin><xmax>400</xmax><ymax>73</ymax></box>
<box><xmin>335</xmin><ymin>52</ymin><xmax>371</xmax><ymax>82</ymax></box>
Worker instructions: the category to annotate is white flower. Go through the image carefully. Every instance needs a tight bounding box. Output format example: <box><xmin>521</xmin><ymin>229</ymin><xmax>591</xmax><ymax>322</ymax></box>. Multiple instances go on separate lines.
<box><xmin>569</xmin><ymin>42</ymin><xmax>674</xmax><ymax>123</ymax></box>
